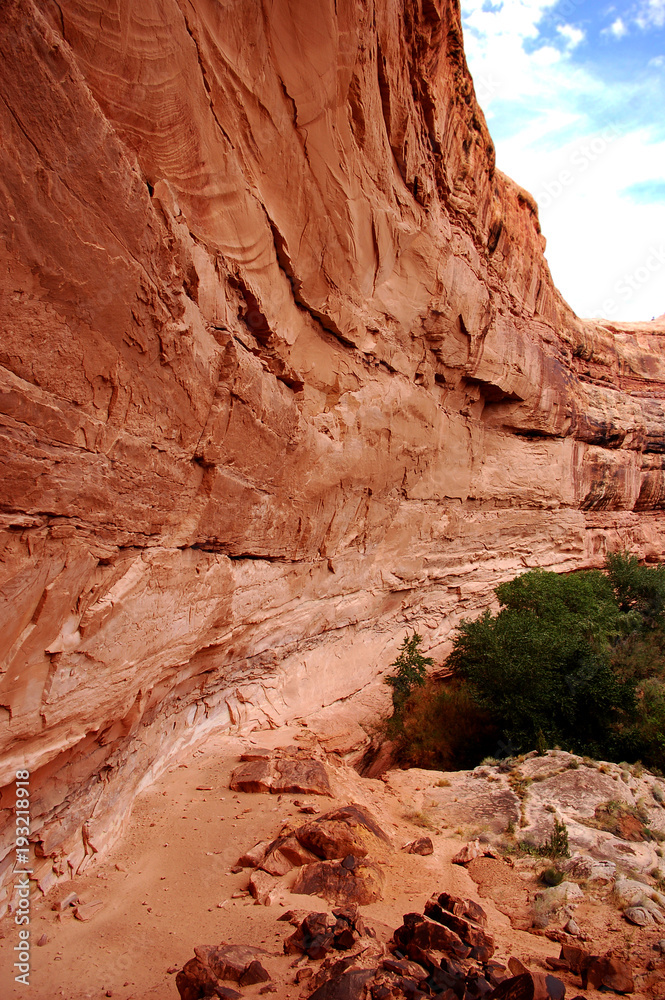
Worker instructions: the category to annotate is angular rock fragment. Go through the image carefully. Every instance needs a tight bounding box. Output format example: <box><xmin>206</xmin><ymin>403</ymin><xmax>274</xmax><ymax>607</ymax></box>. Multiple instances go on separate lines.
<box><xmin>308</xmin><ymin>969</ymin><xmax>376</xmax><ymax>1000</ymax></box>
<box><xmin>532</xmin><ymin>972</ymin><xmax>565</xmax><ymax>1000</ymax></box>
<box><xmin>73</xmin><ymin>900</ymin><xmax>104</xmax><ymax>921</ymax></box>
<box><xmin>239</xmin><ymin>960</ymin><xmax>271</xmax><ymax>986</ymax></box>
<box><xmin>321</xmin><ymin>805</ymin><xmax>391</xmax><ymax>843</ymax></box>
<box><xmin>260</xmin><ymin>835</ymin><xmax>321</xmax><ymax>876</ymax></box>
<box><xmin>559</xmin><ymin>944</ymin><xmax>590</xmax><ymax>974</ymax></box>
<box><xmin>403</xmin><ymin>837</ymin><xmax>434</xmax><ymax>856</ymax></box>
<box><xmin>486</xmin><ymin>961</ymin><xmax>510</xmax><ymax>986</ymax></box>
<box><xmin>488</xmin><ymin>968</ymin><xmax>565</xmax><ymax>1000</ymax></box>
<box><xmin>238</xmin><ymin>840</ymin><xmax>272</xmax><ymax>868</ymax></box>
<box><xmin>273</xmin><ymin>758</ymin><xmax>332</xmax><ymax>796</ymax></box>
<box><xmin>249</xmin><ymin>869</ymin><xmax>283</xmax><ymax>906</ymax></box>
<box><xmin>230</xmin><ymin>760</ymin><xmax>273</xmax><ymax>793</ymax></box>
<box><xmin>239</xmin><ymin>749</ymin><xmax>273</xmax><ymax>761</ymax></box>
<box><xmin>424</xmin><ymin>893</ymin><xmax>494</xmax><ymax>961</ymax></box>
<box><xmin>452</xmin><ymin>840</ymin><xmax>499</xmax><ymax>865</ymax></box>
<box><xmin>392</xmin><ymin>912</ymin><xmax>472</xmax><ymax>960</ymax></box>
<box><xmin>284</xmin><ymin>905</ymin><xmax>365</xmax><ymax>959</ymax></box>
<box><xmin>486</xmin><ymin>973</ymin><xmax>535</xmax><ymax>1000</ymax></box>
<box><xmin>581</xmin><ymin>954</ymin><xmax>634</xmax><ymax>993</ymax></box>
<box><xmin>432</xmin><ymin>891</ymin><xmax>489</xmax><ymax>927</ymax></box>
<box><xmin>52</xmin><ymin>891</ymin><xmax>79</xmax><ymax>911</ymax></box>
<box><xmin>381</xmin><ymin>958</ymin><xmax>428</xmax><ymax>981</ymax></box>
<box><xmin>544</xmin><ymin>958</ymin><xmax>569</xmax><ymax>972</ymax></box>
<box><xmin>176</xmin><ymin>944</ymin><xmax>271</xmax><ymax>1000</ymax></box>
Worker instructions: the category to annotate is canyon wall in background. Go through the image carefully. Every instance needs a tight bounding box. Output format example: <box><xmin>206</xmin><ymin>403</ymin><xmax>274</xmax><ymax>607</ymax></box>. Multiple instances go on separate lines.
<box><xmin>1</xmin><ymin>0</ymin><xmax>665</xmax><ymax>908</ymax></box>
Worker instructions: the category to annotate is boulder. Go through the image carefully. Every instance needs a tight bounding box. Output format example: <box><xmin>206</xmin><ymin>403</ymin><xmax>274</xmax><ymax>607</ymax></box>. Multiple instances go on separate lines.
<box><xmin>623</xmin><ymin>904</ymin><xmax>655</xmax><ymax>926</ymax></box>
<box><xmin>176</xmin><ymin>959</ymin><xmax>241</xmax><ymax>1000</ymax></box>
<box><xmin>273</xmin><ymin>758</ymin><xmax>332</xmax><ymax>796</ymax></box>
<box><xmin>533</xmin><ymin>881</ymin><xmax>583</xmax><ymax>926</ymax></box>
<box><xmin>229</xmin><ymin>760</ymin><xmax>273</xmax><ymax>793</ymax></box>
<box><xmin>381</xmin><ymin>959</ymin><xmax>428</xmax><ymax>981</ymax></box>
<box><xmin>240</xmin><ymin>961</ymin><xmax>271</xmax><ymax>987</ymax></box>
<box><xmin>229</xmin><ymin>757</ymin><xmax>331</xmax><ymax>796</ymax></box>
<box><xmin>430</xmin><ymin>891</ymin><xmax>488</xmax><ymax>927</ymax></box>
<box><xmin>318</xmin><ymin>804</ymin><xmax>391</xmax><ymax>843</ymax></box>
<box><xmin>486</xmin><ymin>971</ymin><xmax>565</xmax><ymax>1000</ymax></box>
<box><xmin>613</xmin><ymin>876</ymin><xmax>665</xmax><ymax>912</ymax></box>
<box><xmin>284</xmin><ymin>911</ymin><xmax>337</xmax><ymax>959</ymax></box>
<box><xmin>260</xmin><ymin>836</ymin><xmax>321</xmax><ymax>876</ymax></box>
<box><xmin>238</xmin><ymin>840</ymin><xmax>272</xmax><ymax>868</ymax></box>
<box><xmin>196</xmin><ymin>944</ymin><xmax>270</xmax><ymax>983</ymax></box>
<box><xmin>296</xmin><ymin>820</ymin><xmax>370</xmax><ymax>860</ymax></box>
<box><xmin>559</xmin><ymin>854</ymin><xmax>616</xmax><ymax>882</ymax></box>
<box><xmin>292</xmin><ymin>858</ymin><xmax>385</xmax><ymax>905</ymax></box>
<box><xmin>559</xmin><ymin>943</ymin><xmax>591</xmax><ymax>974</ymax></box>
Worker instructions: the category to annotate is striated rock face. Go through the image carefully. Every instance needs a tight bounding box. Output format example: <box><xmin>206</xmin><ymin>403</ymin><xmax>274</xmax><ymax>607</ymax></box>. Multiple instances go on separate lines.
<box><xmin>1</xmin><ymin>0</ymin><xmax>664</xmax><ymax>902</ymax></box>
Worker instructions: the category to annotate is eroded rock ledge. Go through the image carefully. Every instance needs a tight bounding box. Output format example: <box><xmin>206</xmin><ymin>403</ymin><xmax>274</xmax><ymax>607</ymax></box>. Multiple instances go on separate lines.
<box><xmin>1</xmin><ymin>0</ymin><xmax>664</xmax><ymax>906</ymax></box>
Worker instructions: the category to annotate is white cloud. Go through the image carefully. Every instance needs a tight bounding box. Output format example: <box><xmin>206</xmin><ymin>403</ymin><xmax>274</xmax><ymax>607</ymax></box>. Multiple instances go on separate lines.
<box><xmin>557</xmin><ymin>23</ymin><xmax>585</xmax><ymax>49</ymax></box>
<box><xmin>605</xmin><ymin>17</ymin><xmax>629</xmax><ymax>39</ymax></box>
<box><xmin>460</xmin><ymin>0</ymin><xmax>665</xmax><ymax>321</ymax></box>
<box><xmin>636</xmin><ymin>0</ymin><xmax>665</xmax><ymax>29</ymax></box>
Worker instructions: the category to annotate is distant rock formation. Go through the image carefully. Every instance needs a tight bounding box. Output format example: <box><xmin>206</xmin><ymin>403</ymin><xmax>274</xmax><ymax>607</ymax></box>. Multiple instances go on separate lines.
<box><xmin>1</xmin><ymin>0</ymin><xmax>664</xmax><ymax>906</ymax></box>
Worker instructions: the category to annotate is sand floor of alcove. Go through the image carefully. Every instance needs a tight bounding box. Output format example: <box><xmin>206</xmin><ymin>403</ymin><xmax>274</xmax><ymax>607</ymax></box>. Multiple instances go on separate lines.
<box><xmin>0</xmin><ymin>725</ymin><xmax>636</xmax><ymax>1000</ymax></box>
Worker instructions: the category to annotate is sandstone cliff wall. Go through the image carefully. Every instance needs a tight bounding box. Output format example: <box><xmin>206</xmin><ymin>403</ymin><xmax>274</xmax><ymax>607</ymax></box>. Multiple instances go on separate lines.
<box><xmin>1</xmin><ymin>0</ymin><xmax>664</xmax><ymax>905</ymax></box>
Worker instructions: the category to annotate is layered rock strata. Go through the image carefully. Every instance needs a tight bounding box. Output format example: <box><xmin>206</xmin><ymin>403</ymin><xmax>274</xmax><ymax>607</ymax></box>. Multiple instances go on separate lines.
<box><xmin>1</xmin><ymin>0</ymin><xmax>664</xmax><ymax>905</ymax></box>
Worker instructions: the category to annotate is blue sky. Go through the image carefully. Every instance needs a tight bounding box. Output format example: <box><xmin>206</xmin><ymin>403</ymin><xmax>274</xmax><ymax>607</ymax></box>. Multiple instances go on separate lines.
<box><xmin>460</xmin><ymin>0</ymin><xmax>665</xmax><ymax>321</ymax></box>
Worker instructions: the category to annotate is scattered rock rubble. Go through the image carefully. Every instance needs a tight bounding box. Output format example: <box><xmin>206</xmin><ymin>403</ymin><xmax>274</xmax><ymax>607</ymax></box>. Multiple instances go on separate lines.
<box><xmin>176</xmin><ymin>891</ymin><xmax>647</xmax><ymax>1000</ymax></box>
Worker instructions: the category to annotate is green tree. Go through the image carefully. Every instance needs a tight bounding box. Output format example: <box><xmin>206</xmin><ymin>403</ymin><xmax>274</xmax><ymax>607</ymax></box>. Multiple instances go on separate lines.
<box><xmin>606</xmin><ymin>551</ymin><xmax>665</xmax><ymax>628</ymax></box>
<box><xmin>385</xmin><ymin>632</ymin><xmax>433</xmax><ymax>715</ymax></box>
<box><xmin>447</xmin><ymin>567</ymin><xmax>636</xmax><ymax>757</ymax></box>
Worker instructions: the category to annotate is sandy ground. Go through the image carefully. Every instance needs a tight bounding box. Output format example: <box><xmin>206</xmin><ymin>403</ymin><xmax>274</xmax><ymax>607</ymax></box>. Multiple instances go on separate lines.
<box><xmin>1</xmin><ymin>724</ymin><xmax>662</xmax><ymax>999</ymax></box>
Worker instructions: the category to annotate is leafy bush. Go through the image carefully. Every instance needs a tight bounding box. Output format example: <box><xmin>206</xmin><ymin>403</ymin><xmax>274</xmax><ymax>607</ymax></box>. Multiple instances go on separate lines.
<box><xmin>385</xmin><ymin>632</ymin><xmax>432</xmax><ymax>716</ymax></box>
<box><xmin>541</xmin><ymin>817</ymin><xmax>570</xmax><ymax>859</ymax></box>
<box><xmin>519</xmin><ymin>817</ymin><xmax>570</xmax><ymax>859</ymax></box>
<box><xmin>540</xmin><ymin>867</ymin><xmax>565</xmax><ymax>886</ymax></box>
